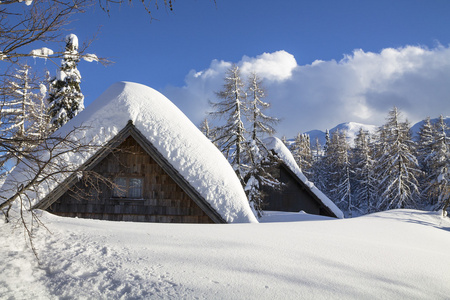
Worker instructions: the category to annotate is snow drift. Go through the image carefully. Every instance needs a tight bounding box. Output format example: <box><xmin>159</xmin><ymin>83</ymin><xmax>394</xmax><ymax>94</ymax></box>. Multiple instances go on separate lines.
<box><xmin>1</xmin><ymin>209</ymin><xmax>449</xmax><ymax>299</ymax></box>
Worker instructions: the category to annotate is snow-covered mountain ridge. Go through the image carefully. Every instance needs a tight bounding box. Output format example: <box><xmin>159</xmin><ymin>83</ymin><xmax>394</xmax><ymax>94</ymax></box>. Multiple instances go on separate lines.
<box><xmin>289</xmin><ymin>118</ymin><xmax>450</xmax><ymax>147</ymax></box>
<box><xmin>305</xmin><ymin>122</ymin><xmax>378</xmax><ymax>146</ymax></box>
<box><xmin>411</xmin><ymin>116</ymin><xmax>450</xmax><ymax>135</ymax></box>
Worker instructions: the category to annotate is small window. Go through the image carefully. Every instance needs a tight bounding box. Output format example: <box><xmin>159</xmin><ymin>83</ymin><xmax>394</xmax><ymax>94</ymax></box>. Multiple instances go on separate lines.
<box><xmin>113</xmin><ymin>177</ymin><xmax>143</xmax><ymax>199</ymax></box>
<box><xmin>129</xmin><ymin>178</ymin><xmax>143</xmax><ymax>198</ymax></box>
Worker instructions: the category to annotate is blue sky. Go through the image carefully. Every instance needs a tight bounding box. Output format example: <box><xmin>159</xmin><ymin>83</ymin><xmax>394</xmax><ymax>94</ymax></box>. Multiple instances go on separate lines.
<box><xmin>55</xmin><ymin>0</ymin><xmax>450</xmax><ymax>137</ymax></box>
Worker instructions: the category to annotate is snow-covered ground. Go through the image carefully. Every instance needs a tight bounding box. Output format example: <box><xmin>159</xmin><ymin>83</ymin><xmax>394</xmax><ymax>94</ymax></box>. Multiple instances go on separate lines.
<box><xmin>1</xmin><ymin>209</ymin><xmax>450</xmax><ymax>299</ymax></box>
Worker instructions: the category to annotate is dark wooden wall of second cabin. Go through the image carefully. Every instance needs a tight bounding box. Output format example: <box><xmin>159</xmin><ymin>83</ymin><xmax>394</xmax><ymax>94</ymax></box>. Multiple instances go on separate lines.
<box><xmin>262</xmin><ymin>165</ymin><xmax>323</xmax><ymax>215</ymax></box>
<box><xmin>47</xmin><ymin>136</ymin><xmax>214</xmax><ymax>223</ymax></box>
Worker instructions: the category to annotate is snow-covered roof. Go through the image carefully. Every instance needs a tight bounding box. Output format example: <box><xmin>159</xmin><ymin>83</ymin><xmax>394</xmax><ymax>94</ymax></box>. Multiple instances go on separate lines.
<box><xmin>2</xmin><ymin>82</ymin><xmax>257</xmax><ymax>223</ymax></box>
<box><xmin>264</xmin><ymin>136</ymin><xmax>344</xmax><ymax>219</ymax></box>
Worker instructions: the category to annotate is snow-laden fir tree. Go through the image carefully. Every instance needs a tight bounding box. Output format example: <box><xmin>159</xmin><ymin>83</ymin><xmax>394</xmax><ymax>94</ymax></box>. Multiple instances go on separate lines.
<box><xmin>416</xmin><ymin>117</ymin><xmax>436</xmax><ymax>204</ymax></box>
<box><xmin>310</xmin><ymin>129</ymin><xmax>332</xmax><ymax>194</ymax></box>
<box><xmin>28</xmin><ymin>83</ymin><xmax>51</xmax><ymax>140</ymax></box>
<box><xmin>281</xmin><ymin>135</ymin><xmax>288</xmax><ymax>147</ymax></box>
<box><xmin>312</xmin><ymin>137</ymin><xmax>323</xmax><ymax>160</ymax></box>
<box><xmin>291</xmin><ymin>133</ymin><xmax>313</xmax><ymax>176</ymax></box>
<box><xmin>0</xmin><ymin>64</ymin><xmax>49</xmax><ymax>177</ymax></box>
<box><xmin>244</xmin><ymin>139</ymin><xmax>280</xmax><ymax>218</ymax></box>
<box><xmin>324</xmin><ymin>129</ymin><xmax>330</xmax><ymax>153</ymax></box>
<box><xmin>374</xmin><ymin>107</ymin><xmax>421</xmax><ymax>211</ymax></box>
<box><xmin>422</xmin><ymin>115</ymin><xmax>450</xmax><ymax>214</ymax></box>
<box><xmin>48</xmin><ymin>34</ymin><xmax>84</xmax><ymax>129</ymax></box>
<box><xmin>309</xmin><ymin>137</ymin><xmax>323</xmax><ymax>186</ymax></box>
<box><xmin>327</xmin><ymin>129</ymin><xmax>354</xmax><ymax>216</ymax></box>
<box><xmin>352</xmin><ymin>128</ymin><xmax>377</xmax><ymax>214</ymax></box>
<box><xmin>1</xmin><ymin>65</ymin><xmax>31</xmax><ymax>177</ymax></box>
<box><xmin>416</xmin><ymin>117</ymin><xmax>435</xmax><ymax>173</ymax></box>
<box><xmin>311</xmin><ymin>137</ymin><xmax>323</xmax><ymax>172</ymax></box>
<box><xmin>199</xmin><ymin>118</ymin><xmax>216</xmax><ymax>143</ymax></box>
<box><xmin>246</xmin><ymin>72</ymin><xmax>278</xmax><ymax>141</ymax></box>
<box><xmin>291</xmin><ymin>133</ymin><xmax>303</xmax><ymax>166</ymax></box>
<box><xmin>210</xmin><ymin>65</ymin><xmax>247</xmax><ymax>184</ymax></box>
<box><xmin>317</xmin><ymin>130</ymin><xmax>338</xmax><ymax>204</ymax></box>
<box><xmin>310</xmin><ymin>131</ymin><xmax>330</xmax><ymax>195</ymax></box>
<box><xmin>1</xmin><ymin>65</ymin><xmax>30</xmax><ymax>142</ymax></box>
<box><xmin>243</xmin><ymin>71</ymin><xmax>280</xmax><ymax>216</ymax></box>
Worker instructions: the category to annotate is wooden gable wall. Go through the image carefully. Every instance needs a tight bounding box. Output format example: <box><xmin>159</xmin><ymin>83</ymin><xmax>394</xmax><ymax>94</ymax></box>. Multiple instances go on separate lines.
<box><xmin>262</xmin><ymin>164</ymin><xmax>335</xmax><ymax>217</ymax></box>
<box><xmin>47</xmin><ymin>136</ymin><xmax>214</xmax><ymax>223</ymax></box>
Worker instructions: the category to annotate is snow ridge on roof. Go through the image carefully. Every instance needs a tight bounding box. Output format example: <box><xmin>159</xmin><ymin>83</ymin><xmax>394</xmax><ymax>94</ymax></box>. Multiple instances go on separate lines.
<box><xmin>3</xmin><ymin>82</ymin><xmax>257</xmax><ymax>223</ymax></box>
<box><xmin>264</xmin><ymin>136</ymin><xmax>344</xmax><ymax>219</ymax></box>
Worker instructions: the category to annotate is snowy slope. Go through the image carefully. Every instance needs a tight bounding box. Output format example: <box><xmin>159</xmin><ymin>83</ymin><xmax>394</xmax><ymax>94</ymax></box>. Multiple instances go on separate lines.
<box><xmin>306</xmin><ymin>121</ymin><xmax>378</xmax><ymax>146</ymax></box>
<box><xmin>333</xmin><ymin>121</ymin><xmax>378</xmax><ymax>143</ymax></box>
<box><xmin>410</xmin><ymin>116</ymin><xmax>450</xmax><ymax>138</ymax></box>
<box><xmin>1</xmin><ymin>209</ymin><xmax>449</xmax><ymax>299</ymax></box>
<box><xmin>1</xmin><ymin>82</ymin><xmax>256</xmax><ymax>223</ymax></box>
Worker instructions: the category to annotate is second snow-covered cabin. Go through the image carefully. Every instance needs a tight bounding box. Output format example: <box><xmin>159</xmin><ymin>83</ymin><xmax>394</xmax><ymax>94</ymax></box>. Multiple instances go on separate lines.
<box><xmin>262</xmin><ymin>137</ymin><xmax>343</xmax><ymax>219</ymax></box>
<box><xmin>3</xmin><ymin>82</ymin><xmax>257</xmax><ymax>224</ymax></box>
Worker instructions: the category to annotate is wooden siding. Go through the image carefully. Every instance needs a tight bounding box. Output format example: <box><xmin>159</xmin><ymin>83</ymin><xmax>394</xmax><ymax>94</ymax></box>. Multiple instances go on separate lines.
<box><xmin>262</xmin><ymin>164</ymin><xmax>335</xmax><ymax>217</ymax></box>
<box><xmin>47</xmin><ymin>136</ymin><xmax>214</xmax><ymax>223</ymax></box>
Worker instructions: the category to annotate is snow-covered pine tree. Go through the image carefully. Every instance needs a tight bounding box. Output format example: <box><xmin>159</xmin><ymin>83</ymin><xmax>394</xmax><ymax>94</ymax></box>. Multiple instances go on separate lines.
<box><xmin>244</xmin><ymin>138</ymin><xmax>262</xmax><ymax>217</ymax></box>
<box><xmin>48</xmin><ymin>34</ymin><xmax>84</xmax><ymax>129</ymax></box>
<box><xmin>312</xmin><ymin>137</ymin><xmax>322</xmax><ymax>159</ymax></box>
<box><xmin>281</xmin><ymin>135</ymin><xmax>288</xmax><ymax>146</ymax></box>
<box><xmin>416</xmin><ymin>117</ymin><xmax>436</xmax><ymax>205</ymax></box>
<box><xmin>309</xmin><ymin>137</ymin><xmax>323</xmax><ymax>189</ymax></box>
<box><xmin>246</xmin><ymin>72</ymin><xmax>278</xmax><ymax>141</ymax></box>
<box><xmin>244</xmin><ymin>139</ymin><xmax>280</xmax><ymax>218</ymax></box>
<box><xmin>210</xmin><ymin>65</ymin><xmax>247</xmax><ymax>184</ymax></box>
<box><xmin>302</xmin><ymin>134</ymin><xmax>312</xmax><ymax>174</ymax></box>
<box><xmin>352</xmin><ymin>127</ymin><xmax>377</xmax><ymax>214</ymax></box>
<box><xmin>303</xmin><ymin>134</ymin><xmax>312</xmax><ymax>166</ymax></box>
<box><xmin>0</xmin><ymin>64</ymin><xmax>49</xmax><ymax>177</ymax></box>
<box><xmin>1</xmin><ymin>65</ymin><xmax>31</xmax><ymax>177</ymax></box>
<box><xmin>327</xmin><ymin>129</ymin><xmax>353</xmax><ymax>216</ymax></box>
<box><xmin>319</xmin><ymin>130</ymin><xmax>339</xmax><ymax>203</ymax></box>
<box><xmin>243</xmin><ymin>71</ymin><xmax>280</xmax><ymax>216</ymax></box>
<box><xmin>199</xmin><ymin>118</ymin><xmax>216</xmax><ymax>142</ymax></box>
<box><xmin>291</xmin><ymin>133</ymin><xmax>303</xmax><ymax>166</ymax></box>
<box><xmin>324</xmin><ymin>129</ymin><xmax>330</xmax><ymax>153</ymax></box>
<box><xmin>374</xmin><ymin>107</ymin><xmax>421</xmax><ymax>211</ymax></box>
<box><xmin>28</xmin><ymin>83</ymin><xmax>51</xmax><ymax>141</ymax></box>
<box><xmin>291</xmin><ymin>133</ymin><xmax>313</xmax><ymax>176</ymax></box>
<box><xmin>422</xmin><ymin>115</ymin><xmax>450</xmax><ymax>214</ymax></box>
<box><xmin>416</xmin><ymin>117</ymin><xmax>435</xmax><ymax>173</ymax></box>
<box><xmin>2</xmin><ymin>65</ymin><xmax>31</xmax><ymax>141</ymax></box>
<box><xmin>311</xmin><ymin>132</ymin><xmax>331</xmax><ymax>195</ymax></box>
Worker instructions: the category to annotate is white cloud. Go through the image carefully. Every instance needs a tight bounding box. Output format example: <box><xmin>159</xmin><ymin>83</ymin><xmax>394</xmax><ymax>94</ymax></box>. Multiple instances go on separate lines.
<box><xmin>240</xmin><ymin>50</ymin><xmax>297</xmax><ymax>81</ymax></box>
<box><xmin>163</xmin><ymin>46</ymin><xmax>450</xmax><ymax>138</ymax></box>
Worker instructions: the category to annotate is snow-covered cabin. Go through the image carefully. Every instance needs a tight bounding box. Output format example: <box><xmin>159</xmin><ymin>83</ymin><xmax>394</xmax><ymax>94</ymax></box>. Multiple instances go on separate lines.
<box><xmin>2</xmin><ymin>82</ymin><xmax>257</xmax><ymax>224</ymax></box>
<box><xmin>263</xmin><ymin>137</ymin><xmax>343</xmax><ymax>219</ymax></box>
